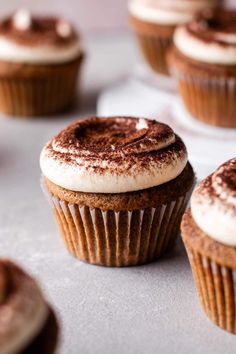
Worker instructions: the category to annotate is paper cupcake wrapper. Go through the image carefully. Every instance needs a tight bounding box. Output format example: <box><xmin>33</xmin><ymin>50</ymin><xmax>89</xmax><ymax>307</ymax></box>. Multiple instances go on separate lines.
<box><xmin>136</xmin><ymin>34</ymin><xmax>172</xmax><ymax>76</ymax></box>
<box><xmin>185</xmin><ymin>246</ymin><xmax>236</xmax><ymax>334</ymax></box>
<box><xmin>171</xmin><ymin>68</ymin><xmax>236</xmax><ymax>127</ymax></box>
<box><xmin>0</xmin><ymin>59</ymin><xmax>82</xmax><ymax>117</ymax></box>
<box><xmin>43</xmin><ymin>182</ymin><xmax>191</xmax><ymax>267</ymax></box>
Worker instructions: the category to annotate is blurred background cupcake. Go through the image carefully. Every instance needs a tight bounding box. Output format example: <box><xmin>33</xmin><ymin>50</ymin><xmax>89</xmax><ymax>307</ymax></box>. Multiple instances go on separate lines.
<box><xmin>0</xmin><ymin>10</ymin><xmax>84</xmax><ymax>117</ymax></box>
<box><xmin>129</xmin><ymin>0</ymin><xmax>223</xmax><ymax>76</ymax></box>
<box><xmin>169</xmin><ymin>9</ymin><xmax>236</xmax><ymax>127</ymax></box>
<box><xmin>181</xmin><ymin>158</ymin><xmax>236</xmax><ymax>333</ymax></box>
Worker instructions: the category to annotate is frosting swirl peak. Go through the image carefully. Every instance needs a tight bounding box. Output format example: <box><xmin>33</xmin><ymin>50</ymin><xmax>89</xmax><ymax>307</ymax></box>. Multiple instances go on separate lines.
<box><xmin>40</xmin><ymin>117</ymin><xmax>188</xmax><ymax>193</ymax></box>
<box><xmin>191</xmin><ymin>158</ymin><xmax>236</xmax><ymax>246</ymax></box>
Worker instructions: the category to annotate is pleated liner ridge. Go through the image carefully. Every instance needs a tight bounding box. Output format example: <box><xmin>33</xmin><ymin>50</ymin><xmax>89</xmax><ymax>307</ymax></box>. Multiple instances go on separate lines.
<box><xmin>185</xmin><ymin>246</ymin><xmax>236</xmax><ymax>334</ymax></box>
<box><xmin>44</xmin><ymin>183</ymin><xmax>191</xmax><ymax>267</ymax></box>
<box><xmin>137</xmin><ymin>34</ymin><xmax>172</xmax><ymax>76</ymax></box>
<box><xmin>172</xmin><ymin>68</ymin><xmax>236</xmax><ymax>128</ymax></box>
<box><xmin>0</xmin><ymin>56</ymin><xmax>83</xmax><ymax>117</ymax></box>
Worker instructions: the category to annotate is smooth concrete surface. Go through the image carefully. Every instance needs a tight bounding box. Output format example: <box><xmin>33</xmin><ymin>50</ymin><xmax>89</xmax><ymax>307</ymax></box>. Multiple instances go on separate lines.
<box><xmin>0</xmin><ymin>35</ymin><xmax>235</xmax><ymax>354</ymax></box>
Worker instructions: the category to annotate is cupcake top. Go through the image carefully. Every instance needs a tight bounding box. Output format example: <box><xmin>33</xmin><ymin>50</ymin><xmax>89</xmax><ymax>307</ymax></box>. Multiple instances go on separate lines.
<box><xmin>174</xmin><ymin>9</ymin><xmax>236</xmax><ymax>65</ymax></box>
<box><xmin>191</xmin><ymin>158</ymin><xmax>236</xmax><ymax>246</ymax></box>
<box><xmin>40</xmin><ymin>116</ymin><xmax>188</xmax><ymax>194</ymax></box>
<box><xmin>0</xmin><ymin>9</ymin><xmax>81</xmax><ymax>64</ymax></box>
<box><xmin>0</xmin><ymin>260</ymin><xmax>49</xmax><ymax>354</ymax></box>
<box><xmin>128</xmin><ymin>0</ymin><xmax>221</xmax><ymax>26</ymax></box>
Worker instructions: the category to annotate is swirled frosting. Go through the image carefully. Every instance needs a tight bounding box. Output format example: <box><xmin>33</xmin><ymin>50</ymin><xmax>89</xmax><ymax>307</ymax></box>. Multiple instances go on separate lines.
<box><xmin>174</xmin><ymin>10</ymin><xmax>236</xmax><ymax>65</ymax></box>
<box><xmin>128</xmin><ymin>0</ymin><xmax>221</xmax><ymax>25</ymax></box>
<box><xmin>40</xmin><ymin>117</ymin><xmax>188</xmax><ymax>194</ymax></box>
<box><xmin>191</xmin><ymin>158</ymin><xmax>236</xmax><ymax>246</ymax></box>
<box><xmin>0</xmin><ymin>260</ymin><xmax>49</xmax><ymax>354</ymax></box>
<box><xmin>0</xmin><ymin>10</ymin><xmax>81</xmax><ymax>64</ymax></box>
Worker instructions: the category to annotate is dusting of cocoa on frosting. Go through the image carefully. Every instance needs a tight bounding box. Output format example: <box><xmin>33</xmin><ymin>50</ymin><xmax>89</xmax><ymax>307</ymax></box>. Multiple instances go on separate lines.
<box><xmin>174</xmin><ymin>9</ymin><xmax>236</xmax><ymax>64</ymax></box>
<box><xmin>212</xmin><ymin>159</ymin><xmax>236</xmax><ymax>206</ymax></box>
<box><xmin>46</xmin><ymin>117</ymin><xmax>185</xmax><ymax>173</ymax></box>
<box><xmin>194</xmin><ymin>159</ymin><xmax>236</xmax><ymax>211</ymax></box>
<box><xmin>191</xmin><ymin>158</ymin><xmax>236</xmax><ymax>246</ymax></box>
<box><xmin>0</xmin><ymin>11</ymin><xmax>78</xmax><ymax>47</ymax></box>
<box><xmin>40</xmin><ymin>116</ymin><xmax>188</xmax><ymax>193</ymax></box>
<box><xmin>187</xmin><ymin>10</ymin><xmax>236</xmax><ymax>47</ymax></box>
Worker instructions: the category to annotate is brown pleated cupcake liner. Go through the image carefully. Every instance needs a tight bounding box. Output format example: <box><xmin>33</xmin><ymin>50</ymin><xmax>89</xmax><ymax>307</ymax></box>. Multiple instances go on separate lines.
<box><xmin>0</xmin><ymin>58</ymin><xmax>83</xmax><ymax>117</ymax></box>
<box><xmin>136</xmin><ymin>34</ymin><xmax>172</xmax><ymax>76</ymax></box>
<box><xmin>43</xmin><ymin>181</ymin><xmax>191</xmax><ymax>267</ymax></box>
<box><xmin>171</xmin><ymin>68</ymin><xmax>236</xmax><ymax>128</ymax></box>
<box><xmin>184</xmin><ymin>246</ymin><xmax>236</xmax><ymax>334</ymax></box>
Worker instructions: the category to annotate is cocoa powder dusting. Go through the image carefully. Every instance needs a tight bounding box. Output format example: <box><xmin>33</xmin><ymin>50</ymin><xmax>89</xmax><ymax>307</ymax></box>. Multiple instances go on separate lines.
<box><xmin>195</xmin><ymin>158</ymin><xmax>236</xmax><ymax>210</ymax></box>
<box><xmin>187</xmin><ymin>9</ymin><xmax>236</xmax><ymax>46</ymax></box>
<box><xmin>0</xmin><ymin>15</ymin><xmax>78</xmax><ymax>46</ymax></box>
<box><xmin>46</xmin><ymin>116</ymin><xmax>187</xmax><ymax>176</ymax></box>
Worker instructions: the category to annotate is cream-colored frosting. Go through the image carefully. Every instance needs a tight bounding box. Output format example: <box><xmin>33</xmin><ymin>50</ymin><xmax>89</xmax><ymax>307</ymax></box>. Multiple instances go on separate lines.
<box><xmin>0</xmin><ymin>265</ymin><xmax>49</xmax><ymax>354</ymax></box>
<box><xmin>174</xmin><ymin>25</ymin><xmax>236</xmax><ymax>65</ymax></box>
<box><xmin>40</xmin><ymin>149</ymin><xmax>187</xmax><ymax>193</ymax></box>
<box><xmin>128</xmin><ymin>0</ymin><xmax>221</xmax><ymax>25</ymax></box>
<box><xmin>13</xmin><ymin>9</ymin><xmax>32</xmax><ymax>31</ymax></box>
<box><xmin>0</xmin><ymin>9</ymin><xmax>82</xmax><ymax>64</ymax></box>
<box><xmin>0</xmin><ymin>37</ymin><xmax>81</xmax><ymax>64</ymax></box>
<box><xmin>56</xmin><ymin>20</ymin><xmax>73</xmax><ymax>38</ymax></box>
<box><xmin>40</xmin><ymin>117</ymin><xmax>188</xmax><ymax>194</ymax></box>
<box><xmin>191</xmin><ymin>158</ymin><xmax>236</xmax><ymax>246</ymax></box>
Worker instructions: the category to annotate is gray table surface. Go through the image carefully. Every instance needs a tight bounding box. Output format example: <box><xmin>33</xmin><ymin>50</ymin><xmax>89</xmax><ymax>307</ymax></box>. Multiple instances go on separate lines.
<box><xmin>0</xmin><ymin>34</ymin><xmax>235</xmax><ymax>354</ymax></box>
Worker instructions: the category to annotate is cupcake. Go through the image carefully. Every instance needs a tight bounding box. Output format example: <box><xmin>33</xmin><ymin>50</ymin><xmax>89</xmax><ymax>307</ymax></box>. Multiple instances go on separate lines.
<box><xmin>40</xmin><ymin>116</ymin><xmax>195</xmax><ymax>267</ymax></box>
<box><xmin>182</xmin><ymin>158</ymin><xmax>236</xmax><ymax>333</ymax></box>
<box><xmin>169</xmin><ymin>9</ymin><xmax>236</xmax><ymax>127</ymax></box>
<box><xmin>129</xmin><ymin>0</ymin><xmax>222</xmax><ymax>76</ymax></box>
<box><xmin>0</xmin><ymin>259</ymin><xmax>58</xmax><ymax>353</ymax></box>
<box><xmin>0</xmin><ymin>10</ymin><xmax>83</xmax><ymax>117</ymax></box>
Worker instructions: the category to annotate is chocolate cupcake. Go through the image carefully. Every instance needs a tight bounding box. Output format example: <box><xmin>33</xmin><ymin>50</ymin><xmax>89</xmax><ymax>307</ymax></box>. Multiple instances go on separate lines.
<box><xmin>40</xmin><ymin>116</ymin><xmax>195</xmax><ymax>267</ymax></box>
<box><xmin>169</xmin><ymin>9</ymin><xmax>236</xmax><ymax>127</ymax></box>
<box><xmin>182</xmin><ymin>158</ymin><xmax>236</xmax><ymax>333</ymax></box>
<box><xmin>0</xmin><ymin>260</ymin><xmax>58</xmax><ymax>353</ymax></box>
<box><xmin>0</xmin><ymin>10</ymin><xmax>83</xmax><ymax>117</ymax></box>
<box><xmin>129</xmin><ymin>0</ymin><xmax>222</xmax><ymax>76</ymax></box>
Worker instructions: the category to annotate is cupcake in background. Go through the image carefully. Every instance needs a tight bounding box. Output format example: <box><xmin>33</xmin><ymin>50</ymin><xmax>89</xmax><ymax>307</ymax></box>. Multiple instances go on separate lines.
<box><xmin>0</xmin><ymin>10</ymin><xmax>84</xmax><ymax>117</ymax></box>
<box><xmin>40</xmin><ymin>116</ymin><xmax>195</xmax><ymax>267</ymax></box>
<box><xmin>169</xmin><ymin>9</ymin><xmax>236</xmax><ymax>127</ymax></box>
<box><xmin>181</xmin><ymin>158</ymin><xmax>236</xmax><ymax>333</ymax></box>
<box><xmin>0</xmin><ymin>259</ymin><xmax>58</xmax><ymax>353</ymax></box>
<box><xmin>129</xmin><ymin>0</ymin><xmax>222</xmax><ymax>76</ymax></box>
